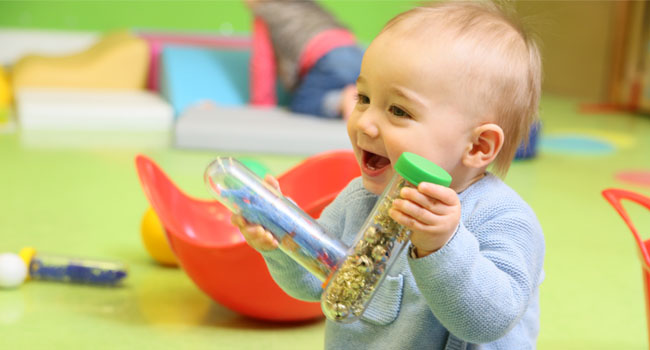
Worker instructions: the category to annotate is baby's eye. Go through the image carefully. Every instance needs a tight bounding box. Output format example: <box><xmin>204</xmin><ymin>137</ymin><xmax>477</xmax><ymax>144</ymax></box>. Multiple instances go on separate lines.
<box><xmin>389</xmin><ymin>105</ymin><xmax>410</xmax><ymax>118</ymax></box>
<box><xmin>356</xmin><ymin>94</ymin><xmax>370</xmax><ymax>105</ymax></box>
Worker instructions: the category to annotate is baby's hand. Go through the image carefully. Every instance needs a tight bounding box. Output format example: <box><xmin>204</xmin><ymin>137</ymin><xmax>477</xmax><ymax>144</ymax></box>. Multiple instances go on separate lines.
<box><xmin>229</xmin><ymin>174</ymin><xmax>281</xmax><ymax>252</ymax></box>
<box><xmin>389</xmin><ymin>182</ymin><xmax>461</xmax><ymax>258</ymax></box>
<box><xmin>231</xmin><ymin>214</ymin><xmax>279</xmax><ymax>251</ymax></box>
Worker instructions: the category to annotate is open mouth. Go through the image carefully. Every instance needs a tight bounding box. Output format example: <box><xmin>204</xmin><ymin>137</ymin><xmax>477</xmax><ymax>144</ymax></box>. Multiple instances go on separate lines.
<box><xmin>361</xmin><ymin>150</ymin><xmax>391</xmax><ymax>176</ymax></box>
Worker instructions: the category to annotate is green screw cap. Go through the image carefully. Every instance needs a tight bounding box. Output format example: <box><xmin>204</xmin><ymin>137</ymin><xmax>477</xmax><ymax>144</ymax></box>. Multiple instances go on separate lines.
<box><xmin>240</xmin><ymin>158</ymin><xmax>270</xmax><ymax>178</ymax></box>
<box><xmin>394</xmin><ymin>152</ymin><xmax>452</xmax><ymax>187</ymax></box>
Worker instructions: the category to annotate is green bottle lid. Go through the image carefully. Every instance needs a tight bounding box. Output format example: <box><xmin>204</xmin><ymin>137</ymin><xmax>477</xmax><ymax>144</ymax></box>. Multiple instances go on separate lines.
<box><xmin>394</xmin><ymin>152</ymin><xmax>452</xmax><ymax>187</ymax></box>
<box><xmin>240</xmin><ymin>158</ymin><xmax>270</xmax><ymax>178</ymax></box>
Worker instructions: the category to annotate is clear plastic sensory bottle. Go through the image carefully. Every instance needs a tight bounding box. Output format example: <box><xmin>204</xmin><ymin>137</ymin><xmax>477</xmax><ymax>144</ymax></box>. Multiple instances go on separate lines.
<box><xmin>19</xmin><ymin>247</ymin><xmax>128</xmax><ymax>286</ymax></box>
<box><xmin>204</xmin><ymin>157</ymin><xmax>348</xmax><ymax>281</ymax></box>
<box><xmin>320</xmin><ymin>152</ymin><xmax>452</xmax><ymax>322</ymax></box>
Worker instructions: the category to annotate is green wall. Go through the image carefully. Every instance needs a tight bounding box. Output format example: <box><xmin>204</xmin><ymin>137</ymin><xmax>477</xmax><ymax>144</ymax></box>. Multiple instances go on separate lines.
<box><xmin>0</xmin><ymin>1</ymin><xmax>415</xmax><ymax>43</ymax></box>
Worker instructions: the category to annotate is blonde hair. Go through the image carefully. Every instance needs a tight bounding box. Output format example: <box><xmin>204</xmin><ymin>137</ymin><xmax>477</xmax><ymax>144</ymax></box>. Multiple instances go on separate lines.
<box><xmin>381</xmin><ymin>1</ymin><xmax>542</xmax><ymax>176</ymax></box>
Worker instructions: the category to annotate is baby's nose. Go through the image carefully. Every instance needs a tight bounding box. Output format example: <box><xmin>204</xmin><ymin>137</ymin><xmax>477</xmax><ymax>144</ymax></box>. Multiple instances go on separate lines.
<box><xmin>355</xmin><ymin>110</ymin><xmax>380</xmax><ymax>138</ymax></box>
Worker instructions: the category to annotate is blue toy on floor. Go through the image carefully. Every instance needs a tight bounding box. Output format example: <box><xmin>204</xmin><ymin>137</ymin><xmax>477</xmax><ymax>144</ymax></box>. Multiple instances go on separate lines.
<box><xmin>515</xmin><ymin>121</ymin><xmax>540</xmax><ymax>159</ymax></box>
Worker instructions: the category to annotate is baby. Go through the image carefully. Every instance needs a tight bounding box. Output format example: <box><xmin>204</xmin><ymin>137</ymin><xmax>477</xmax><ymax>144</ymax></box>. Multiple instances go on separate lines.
<box><xmin>233</xmin><ymin>1</ymin><xmax>545</xmax><ymax>349</ymax></box>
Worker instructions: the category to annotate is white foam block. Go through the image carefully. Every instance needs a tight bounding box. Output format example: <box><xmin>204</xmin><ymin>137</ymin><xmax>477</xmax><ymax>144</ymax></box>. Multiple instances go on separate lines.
<box><xmin>175</xmin><ymin>105</ymin><xmax>351</xmax><ymax>155</ymax></box>
<box><xmin>0</xmin><ymin>29</ymin><xmax>99</xmax><ymax>66</ymax></box>
<box><xmin>16</xmin><ymin>88</ymin><xmax>174</xmax><ymax>130</ymax></box>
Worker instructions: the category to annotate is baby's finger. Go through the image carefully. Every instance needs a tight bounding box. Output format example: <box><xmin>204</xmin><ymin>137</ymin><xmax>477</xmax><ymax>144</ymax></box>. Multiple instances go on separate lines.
<box><xmin>264</xmin><ymin>174</ymin><xmax>281</xmax><ymax>193</ymax></box>
<box><xmin>417</xmin><ymin>182</ymin><xmax>459</xmax><ymax>206</ymax></box>
<box><xmin>263</xmin><ymin>231</ymin><xmax>280</xmax><ymax>249</ymax></box>
<box><xmin>249</xmin><ymin>226</ymin><xmax>279</xmax><ymax>250</ymax></box>
<box><xmin>230</xmin><ymin>214</ymin><xmax>246</xmax><ymax>228</ymax></box>
<box><xmin>391</xmin><ymin>198</ymin><xmax>439</xmax><ymax>227</ymax></box>
<box><xmin>399</xmin><ymin>187</ymin><xmax>440</xmax><ymax>214</ymax></box>
<box><xmin>242</xmin><ymin>223</ymin><xmax>264</xmax><ymax>238</ymax></box>
<box><xmin>231</xmin><ymin>214</ymin><xmax>279</xmax><ymax>251</ymax></box>
<box><xmin>388</xmin><ymin>207</ymin><xmax>432</xmax><ymax>232</ymax></box>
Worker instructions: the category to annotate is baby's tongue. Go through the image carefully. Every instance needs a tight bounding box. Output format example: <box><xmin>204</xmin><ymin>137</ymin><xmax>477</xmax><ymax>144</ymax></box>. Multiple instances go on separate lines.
<box><xmin>367</xmin><ymin>153</ymin><xmax>390</xmax><ymax>170</ymax></box>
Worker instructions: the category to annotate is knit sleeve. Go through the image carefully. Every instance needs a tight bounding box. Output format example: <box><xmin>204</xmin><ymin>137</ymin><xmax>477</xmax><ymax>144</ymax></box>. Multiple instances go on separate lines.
<box><xmin>408</xmin><ymin>206</ymin><xmax>544</xmax><ymax>343</ymax></box>
<box><xmin>259</xmin><ymin>249</ymin><xmax>323</xmax><ymax>302</ymax></box>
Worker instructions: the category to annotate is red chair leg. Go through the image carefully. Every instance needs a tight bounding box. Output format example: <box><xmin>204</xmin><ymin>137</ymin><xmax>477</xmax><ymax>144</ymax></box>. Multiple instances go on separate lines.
<box><xmin>603</xmin><ymin>188</ymin><xmax>650</xmax><ymax>347</ymax></box>
<box><xmin>643</xmin><ymin>271</ymin><xmax>650</xmax><ymax>348</ymax></box>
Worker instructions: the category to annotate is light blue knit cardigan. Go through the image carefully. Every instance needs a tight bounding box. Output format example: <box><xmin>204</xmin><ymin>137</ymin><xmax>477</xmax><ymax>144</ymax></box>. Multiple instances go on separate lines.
<box><xmin>261</xmin><ymin>174</ymin><xmax>545</xmax><ymax>349</ymax></box>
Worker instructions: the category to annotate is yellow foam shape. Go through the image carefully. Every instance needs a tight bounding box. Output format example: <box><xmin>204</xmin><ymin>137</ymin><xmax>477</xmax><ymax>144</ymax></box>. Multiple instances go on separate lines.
<box><xmin>12</xmin><ymin>30</ymin><xmax>149</xmax><ymax>90</ymax></box>
<box><xmin>0</xmin><ymin>65</ymin><xmax>10</xmax><ymax>107</ymax></box>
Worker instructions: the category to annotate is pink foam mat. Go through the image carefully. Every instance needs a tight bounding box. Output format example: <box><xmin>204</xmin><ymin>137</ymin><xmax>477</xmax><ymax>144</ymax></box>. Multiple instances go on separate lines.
<box><xmin>616</xmin><ymin>171</ymin><xmax>650</xmax><ymax>187</ymax></box>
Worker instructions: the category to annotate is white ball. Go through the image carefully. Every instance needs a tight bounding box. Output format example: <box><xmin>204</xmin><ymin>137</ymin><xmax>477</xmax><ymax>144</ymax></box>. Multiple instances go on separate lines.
<box><xmin>0</xmin><ymin>253</ymin><xmax>28</xmax><ymax>288</ymax></box>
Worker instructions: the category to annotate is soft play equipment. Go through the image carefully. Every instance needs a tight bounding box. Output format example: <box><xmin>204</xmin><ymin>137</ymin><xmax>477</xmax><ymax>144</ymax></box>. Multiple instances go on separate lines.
<box><xmin>159</xmin><ymin>45</ymin><xmax>250</xmax><ymax>115</ymax></box>
<box><xmin>136</xmin><ymin>31</ymin><xmax>250</xmax><ymax>92</ymax></box>
<box><xmin>0</xmin><ymin>66</ymin><xmax>10</xmax><ymax>123</ymax></box>
<box><xmin>16</xmin><ymin>88</ymin><xmax>173</xmax><ymax>130</ymax></box>
<box><xmin>135</xmin><ymin>150</ymin><xmax>360</xmax><ymax>321</ymax></box>
<box><xmin>250</xmin><ymin>17</ymin><xmax>276</xmax><ymax>106</ymax></box>
<box><xmin>12</xmin><ymin>30</ymin><xmax>149</xmax><ymax>90</ymax></box>
<box><xmin>616</xmin><ymin>171</ymin><xmax>650</xmax><ymax>188</ymax></box>
<box><xmin>540</xmin><ymin>133</ymin><xmax>615</xmax><ymax>156</ymax></box>
<box><xmin>175</xmin><ymin>104</ymin><xmax>350</xmax><ymax>154</ymax></box>
<box><xmin>0</xmin><ymin>66</ymin><xmax>11</xmax><ymax>107</ymax></box>
<box><xmin>158</xmin><ymin>45</ymin><xmax>290</xmax><ymax>116</ymax></box>
<box><xmin>602</xmin><ymin>189</ymin><xmax>650</xmax><ymax>345</ymax></box>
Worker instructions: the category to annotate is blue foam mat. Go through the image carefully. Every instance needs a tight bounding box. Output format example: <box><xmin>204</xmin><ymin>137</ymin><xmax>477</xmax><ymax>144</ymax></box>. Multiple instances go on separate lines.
<box><xmin>159</xmin><ymin>45</ymin><xmax>291</xmax><ymax>117</ymax></box>
<box><xmin>159</xmin><ymin>45</ymin><xmax>250</xmax><ymax>116</ymax></box>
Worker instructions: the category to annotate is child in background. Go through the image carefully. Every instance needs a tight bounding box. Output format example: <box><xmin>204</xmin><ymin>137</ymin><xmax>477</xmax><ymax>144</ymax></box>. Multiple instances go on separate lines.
<box><xmin>247</xmin><ymin>0</ymin><xmax>362</xmax><ymax>119</ymax></box>
<box><xmin>233</xmin><ymin>1</ymin><xmax>545</xmax><ymax>349</ymax></box>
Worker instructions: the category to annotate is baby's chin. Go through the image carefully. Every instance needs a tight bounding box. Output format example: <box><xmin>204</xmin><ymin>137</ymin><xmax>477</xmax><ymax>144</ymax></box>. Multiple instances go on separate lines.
<box><xmin>361</xmin><ymin>174</ymin><xmax>390</xmax><ymax>195</ymax></box>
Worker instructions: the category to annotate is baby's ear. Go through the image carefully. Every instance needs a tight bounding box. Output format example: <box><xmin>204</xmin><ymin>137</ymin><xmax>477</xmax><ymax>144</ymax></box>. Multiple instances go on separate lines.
<box><xmin>462</xmin><ymin>123</ymin><xmax>504</xmax><ymax>169</ymax></box>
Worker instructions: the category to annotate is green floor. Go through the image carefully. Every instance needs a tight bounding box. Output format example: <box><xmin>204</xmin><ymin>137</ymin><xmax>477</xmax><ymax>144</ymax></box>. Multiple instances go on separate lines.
<box><xmin>1</xmin><ymin>95</ymin><xmax>649</xmax><ymax>349</ymax></box>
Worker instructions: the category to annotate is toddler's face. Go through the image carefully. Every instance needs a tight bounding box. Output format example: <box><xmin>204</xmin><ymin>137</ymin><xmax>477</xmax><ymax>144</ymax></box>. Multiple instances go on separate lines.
<box><xmin>347</xmin><ymin>31</ymin><xmax>476</xmax><ymax>195</ymax></box>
